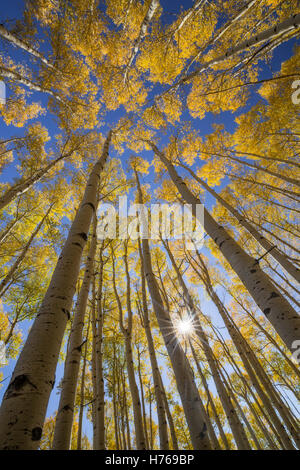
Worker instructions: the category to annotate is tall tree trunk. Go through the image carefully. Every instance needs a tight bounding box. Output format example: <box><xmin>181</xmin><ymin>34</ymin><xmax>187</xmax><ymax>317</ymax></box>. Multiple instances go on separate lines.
<box><xmin>0</xmin><ymin>212</ymin><xmax>26</xmax><ymax>245</ymax></box>
<box><xmin>180</xmin><ymin>161</ymin><xmax>299</xmax><ymax>282</ymax></box>
<box><xmin>91</xmin><ymin>271</ymin><xmax>98</xmax><ymax>449</ymax></box>
<box><xmin>243</xmin><ymin>395</ymin><xmax>279</xmax><ymax>450</ymax></box>
<box><xmin>151</xmin><ymin>142</ymin><xmax>300</xmax><ymax>353</ymax></box>
<box><xmin>189</xmin><ymin>343</ymin><xmax>222</xmax><ymax>450</ymax></box>
<box><xmin>190</xmin><ymin>345</ymin><xmax>231</xmax><ymax>450</ymax></box>
<box><xmin>183</xmin><ymin>0</ymin><xmax>257</xmax><ymax>74</ymax></box>
<box><xmin>187</xmin><ymin>251</ymin><xmax>297</xmax><ymax>450</ymax></box>
<box><xmin>122</xmin><ymin>368</ymin><xmax>132</xmax><ymax>450</ymax></box>
<box><xmin>112</xmin><ymin>245</ymin><xmax>146</xmax><ymax>450</ymax></box>
<box><xmin>124</xmin><ymin>0</ymin><xmax>159</xmax><ymax>82</ymax></box>
<box><xmin>94</xmin><ymin>244</ymin><xmax>106</xmax><ymax>449</ymax></box>
<box><xmin>135</xmin><ymin>171</ymin><xmax>211</xmax><ymax>450</ymax></box>
<box><xmin>0</xmin><ymin>131</ymin><xmax>112</xmax><ymax>450</ymax></box>
<box><xmin>149</xmin><ymin>386</ymin><xmax>153</xmax><ymax>449</ymax></box>
<box><xmin>167</xmin><ymin>13</ymin><xmax>300</xmax><ymax>92</ymax></box>
<box><xmin>218</xmin><ymin>362</ymin><xmax>262</xmax><ymax>450</ymax></box>
<box><xmin>77</xmin><ymin>315</ymin><xmax>90</xmax><ymax>451</ymax></box>
<box><xmin>112</xmin><ymin>343</ymin><xmax>120</xmax><ymax>451</ymax></box>
<box><xmin>163</xmin><ymin>239</ymin><xmax>251</xmax><ymax>449</ymax></box>
<box><xmin>52</xmin><ymin>214</ymin><xmax>98</xmax><ymax>449</ymax></box>
<box><xmin>117</xmin><ymin>361</ymin><xmax>127</xmax><ymax>449</ymax></box>
<box><xmin>158</xmin><ymin>374</ymin><xmax>179</xmax><ymax>450</ymax></box>
<box><xmin>137</xmin><ymin>236</ymin><xmax>170</xmax><ymax>450</ymax></box>
<box><xmin>137</xmin><ymin>347</ymin><xmax>149</xmax><ymax>449</ymax></box>
<box><xmin>0</xmin><ymin>65</ymin><xmax>63</xmax><ymax>102</ymax></box>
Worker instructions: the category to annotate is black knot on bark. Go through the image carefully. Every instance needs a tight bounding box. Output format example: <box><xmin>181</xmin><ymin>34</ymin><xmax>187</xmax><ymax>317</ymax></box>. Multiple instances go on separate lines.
<box><xmin>62</xmin><ymin>308</ymin><xmax>71</xmax><ymax>320</ymax></box>
<box><xmin>72</xmin><ymin>242</ymin><xmax>83</xmax><ymax>250</ymax></box>
<box><xmin>62</xmin><ymin>404</ymin><xmax>73</xmax><ymax>412</ymax></box>
<box><xmin>5</xmin><ymin>374</ymin><xmax>37</xmax><ymax>398</ymax></box>
<box><xmin>199</xmin><ymin>422</ymin><xmax>207</xmax><ymax>439</ymax></box>
<box><xmin>83</xmin><ymin>202</ymin><xmax>96</xmax><ymax>212</ymax></box>
<box><xmin>268</xmin><ymin>291</ymin><xmax>280</xmax><ymax>300</ymax></box>
<box><xmin>31</xmin><ymin>427</ymin><xmax>42</xmax><ymax>441</ymax></box>
<box><xmin>77</xmin><ymin>232</ymin><xmax>88</xmax><ymax>241</ymax></box>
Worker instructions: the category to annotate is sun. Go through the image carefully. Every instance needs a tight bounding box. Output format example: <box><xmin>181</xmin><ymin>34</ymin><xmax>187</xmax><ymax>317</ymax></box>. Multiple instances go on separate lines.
<box><xmin>176</xmin><ymin>316</ymin><xmax>194</xmax><ymax>336</ymax></box>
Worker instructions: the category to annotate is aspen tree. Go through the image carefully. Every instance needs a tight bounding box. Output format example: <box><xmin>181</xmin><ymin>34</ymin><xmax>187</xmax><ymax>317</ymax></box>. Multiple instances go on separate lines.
<box><xmin>124</xmin><ymin>0</ymin><xmax>159</xmax><ymax>83</ymax></box>
<box><xmin>76</xmin><ymin>317</ymin><xmax>90</xmax><ymax>451</ymax></box>
<box><xmin>0</xmin><ymin>25</ymin><xmax>56</xmax><ymax>70</ymax></box>
<box><xmin>93</xmin><ymin>243</ymin><xmax>106</xmax><ymax>450</ymax></box>
<box><xmin>164</xmin><ymin>13</ymin><xmax>300</xmax><ymax>94</ymax></box>
<box><xmin>52</xmin><ymin>214</ymin><xmax>98</xmax><ymax>450</ymax></box>
<box><xmin>0</xmin><ymin>146</ymin><xmax>78</xmax><ymax>211</ymax></box>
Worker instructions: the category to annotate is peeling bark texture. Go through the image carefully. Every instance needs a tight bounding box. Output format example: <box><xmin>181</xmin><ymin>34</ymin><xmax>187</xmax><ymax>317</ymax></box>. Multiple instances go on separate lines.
<box><xmin>52</xmin><ymin>215</ymin><xmax>98</xmax><ymax>450</ymax></box>
<box><xmin>152</xmin><ymin>142</ymin><xmax>300</xmax><ymax>353</ymax></box>
<box><xmin>180</xmin><ymin>161</ymin><xmax>300</xmax><ymax>283</ymax></box>
<box><xmin>135</xmin><ymin>171</ymin><xmax>211</xmax><ymax>450</ymax></box>
<box><xmin>123</xmin><ymin>0</ymin><xmax>158</xmax><ymax>83</ymax></box>
<box><xmin>0</xmin><ymin>131</ymin><xmax>112</xmax><ymax>450</ymax></box>
<box><xmin>0</xmin><ymin>25</ymin><xmax>57</xmax><ymax>70</ymax></box>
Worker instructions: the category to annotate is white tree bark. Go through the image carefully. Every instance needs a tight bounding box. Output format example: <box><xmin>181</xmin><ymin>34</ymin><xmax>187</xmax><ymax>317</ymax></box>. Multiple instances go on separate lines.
<box><xmin>163</xmin><ymin>240</ymin><xmax>251</xmax><ymax>450</ymax></box>
<box><xmin>189</xmin><ymin>253</ymin><xmax>296</xmax><ymax>449</ymax></box>
<box><xmin>112</xmin><ymin>246</ymin><xmax>146</xmax><ymax>450</ymax></box>
<box><xmin>0</xmin><ymin>65</ymin><xmax>63</xmax><ymax>102</ymax></box>
<box><xmin>52</xmin><ymin>214</ymin><xmax>98</xmax><ymax>450</ymax></box>
<box><xmin>124</xmin><ymin>0</ymin><xmax>159</xmax><ymax>83</ymax></box>
<box><xmin>137</xmin><ymin>236</ymin><xmax>169</xmax><ymax>449</ymax></box>
<box><xmin>135</xmin><ymin>171</ymin><xmax>211</xmax><ymax>450</ymax></box>
<box><xmin>183</xmin><ymin>0</ymin><xmax>258</xmax><ymax>74</ymax></box>
<box><xmin>93</xmin><ymin>244</ymin><xmax>106</xmax><ymax>450</ymax></box>
<box><xmin>0</xmin><ymin>131</ymin><xmax>112</xmax><ymax>450</ymax></box>
<box><xmin>0</xmin><ymin>148</ymin><xmax>75</xmax><ymax>211</ymax></box>
<box><xmin>179</xmin><ymin>161</ymin><xmax>300</xmax><ymax>283</ymax></box>
<box><xmin>165</xmin><ymin>13</ymin><xmax>300</xmax><ymax>93</ymax></box>
<box><xmin>0</xmin><ymin>25</ymin><xmax>56</xmax><ymax>70</ymax></box>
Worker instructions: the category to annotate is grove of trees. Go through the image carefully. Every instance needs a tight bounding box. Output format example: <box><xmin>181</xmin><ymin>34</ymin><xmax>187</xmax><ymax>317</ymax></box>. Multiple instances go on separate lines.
<box><xmin>0</xmin><ymin>0</ymin><xmax>299</xmax><ymax>451</ymax></box>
